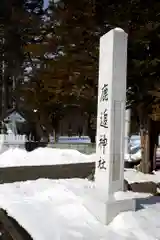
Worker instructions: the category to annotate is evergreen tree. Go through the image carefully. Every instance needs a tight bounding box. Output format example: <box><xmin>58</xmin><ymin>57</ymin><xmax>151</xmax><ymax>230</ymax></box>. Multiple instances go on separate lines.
<box><xmin>17</xmin><ymin>0</ymin><xmax>160</xmax><ymax>168</ymax></box>
<box><xmin>0</xmin><ymin>0</ymin><xmax>44</xmax><ymax>119</ymax></box>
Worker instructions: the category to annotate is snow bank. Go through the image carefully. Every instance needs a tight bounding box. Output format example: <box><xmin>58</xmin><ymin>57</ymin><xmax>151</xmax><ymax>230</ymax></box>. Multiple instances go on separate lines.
<box><xmin>0</xmin><ymin>147</ymin><xmax>96</xmax><ymax>168</ymax></box>
<box><xmin>0</xmin><ymin>133</ymin><xmax>142</xmax><ymax>167</ymax></box>
<box><xmin>0</xmin><ymin>179</ymin><xmax>122</xmax><ymax>240</ymax></box>
<box><xmin>0</xmin><ymin>178</ymin><xmax>159</xmax><ymax>240</ymax></box>
<box><xmin>109</xmin><ymin>205</ymin><xmax>160</xmax><ymax>240</ymax></box>
<box><xmin>0</xmin><ymin>145</ymin><xmax>145</xmax><ymax>167</ymax></box>
<box><xmin>124</xmin><ymin>168</ymin><xmax>160</xmax><ymax>184</ymax></box>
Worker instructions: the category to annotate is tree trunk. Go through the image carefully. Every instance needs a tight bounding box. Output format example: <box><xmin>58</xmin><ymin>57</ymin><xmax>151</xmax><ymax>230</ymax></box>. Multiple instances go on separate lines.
<box><xmin>139</xmin><ymin>110</ymin><xmax>158</xmax><ymax>173</ymax></box>
<box><xmin>150</xmin><ymin>120</ymin><xmax>158</xmax><ymax>171</ymax></box>
<box><xmin>87</xmin><ymin>113</ymin><xmax>96</xmax><ymax>143</ymax></box>
<box><xmin>139</xmin><ymin>115</ymin><xmax>150</xmax><ymax>173</ymax></box>
<box><xmin>52</xmin><ymin>114</ymin><xmax>59</xmax><ymax>143</ymax></box>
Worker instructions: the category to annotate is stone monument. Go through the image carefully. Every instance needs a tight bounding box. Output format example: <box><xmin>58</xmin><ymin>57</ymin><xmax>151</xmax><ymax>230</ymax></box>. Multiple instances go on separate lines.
<box><xmin>85</xmin><ymin>28</ymin><xmax>135</xmax><ymax>225</ymax></box>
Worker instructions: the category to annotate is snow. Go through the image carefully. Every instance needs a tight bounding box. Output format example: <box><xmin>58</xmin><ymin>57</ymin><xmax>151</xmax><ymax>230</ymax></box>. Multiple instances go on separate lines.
<box><xmin>109</xmin><ymin>203</ymin><xmax>160</xmax><ymax>240</ymax></box>
<box><xmin>0</xmin><ymin>145</ymin><xmax>142</xmax><ymax>168</ymax></box>
<box><xmin>0</xmin><ymin>142</ymin><xmax>159</xmax><ymax>188</ymax></box>
<box><xmin>0</xmin><ymin>179</ymin><xmax>119</xmax><ymax>240</ymax></box>
<box><xmin>0</xmin><ymin>134</ymin><xmax>143</xmax><ymax>167</ymax></box>
<box><xmin>0</xmin><ymin>178</ymin><xmax>159</xmax><ymax>240</ymax></box>
<box><xmin>0</xmin><ymin>144</ymin><xmax>160</xmax><ymax>239</ymax></box>
<box><xmin>0</xmin><ymin>147</ymin><xmax>95</xmax><ymax>168</ymax></box>
<box><xmin>0</xmin><ymin>139</ymin><xmax>141</xmax><ymax>168</ymax></box>
<box><xmin>124</xmin><ymin>168</ymin><xmax>160</xmax><ymax>184</ymax></box>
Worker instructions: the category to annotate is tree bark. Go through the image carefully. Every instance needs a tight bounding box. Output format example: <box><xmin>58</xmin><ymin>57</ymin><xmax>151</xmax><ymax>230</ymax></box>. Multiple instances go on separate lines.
<box><xmin>52</xmin><ymin>114</ymin><xmax>59</xmax><ymax>143</ymax></box>
<box><xmin>140</xmin><ymin>115</ymin><xmax>150</xmax><ymax>173</ymax></box>
<box><xmin>87</xmin><ymin>113</ymin><xmax>96</xmax><ymax>143</ymax></box>
<box><xmin>139</xmin><ymin>108</ymin><xmax>158</xmax><ymax>173</ymax></box>
<box><xmin>149</xmin><ymin>120</ymin><xmax>158</xmax><ymax>171</ymax></box>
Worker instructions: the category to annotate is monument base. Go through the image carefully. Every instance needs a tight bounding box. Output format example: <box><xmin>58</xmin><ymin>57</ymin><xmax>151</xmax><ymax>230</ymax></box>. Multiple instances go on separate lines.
<box><xmin>84</xmin><ymin>191</ymin><xmax>135</xmax><ymax>225</ymax></box>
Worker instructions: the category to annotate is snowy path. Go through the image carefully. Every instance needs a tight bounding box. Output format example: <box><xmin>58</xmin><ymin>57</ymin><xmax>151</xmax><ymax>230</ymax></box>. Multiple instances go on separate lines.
<box><xmin>0</xmin><ymin>179</ymin><xmax>159</xmax><ymax>240</ymax></box>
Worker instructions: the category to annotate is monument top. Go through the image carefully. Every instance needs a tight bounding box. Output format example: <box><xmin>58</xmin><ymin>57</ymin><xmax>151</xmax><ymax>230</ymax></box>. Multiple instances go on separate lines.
<box><xmin>101</xmin><ymin>27</ymin><xmax>127</xmax><ymax>43</ymax></box>
<box><xmin>114</xmin><ymin>27</ymin><xmax>124</xmax><ymax>32</ymax></box>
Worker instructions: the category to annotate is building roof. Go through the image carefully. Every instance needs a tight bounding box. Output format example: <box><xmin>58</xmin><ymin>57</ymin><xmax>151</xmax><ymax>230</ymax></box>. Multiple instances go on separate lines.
<box><xmin>4</xmin><ymin>110</ymin><xmax>26</xmax><ymax>123</ymax></box>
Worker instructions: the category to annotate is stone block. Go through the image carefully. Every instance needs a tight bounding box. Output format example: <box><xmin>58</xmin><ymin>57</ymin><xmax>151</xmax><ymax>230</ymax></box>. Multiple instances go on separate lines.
<box><xmin>130</xmin><ymin>181</ymin><xmax>157</xmax><ymax>194</ymax></box>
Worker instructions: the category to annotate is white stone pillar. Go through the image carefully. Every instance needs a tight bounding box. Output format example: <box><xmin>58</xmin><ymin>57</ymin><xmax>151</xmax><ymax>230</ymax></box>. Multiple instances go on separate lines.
<box><xmin>95</xmin><ymin>28</ymin><xmax>127</xmax><ymax>194</ymax></box>
<box><xmin>85</xmin><ymin>28</ymin><xmax>135</xmax><ymax>225</ymax></box>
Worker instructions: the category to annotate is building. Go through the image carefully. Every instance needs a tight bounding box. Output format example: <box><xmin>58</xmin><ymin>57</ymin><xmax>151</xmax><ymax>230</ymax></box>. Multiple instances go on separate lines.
<box><xmin>3</xmin><ymin>109</ymin><xmax>26</xmax><ymax>135</ymax></box>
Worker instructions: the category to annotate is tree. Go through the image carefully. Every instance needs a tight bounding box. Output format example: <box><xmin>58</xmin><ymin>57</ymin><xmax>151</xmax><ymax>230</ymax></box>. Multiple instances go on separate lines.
<box><xmin>19</xmin><ymin>0</ymin><xmax>100</xmax><ymax>138</ymax></box>
<box><xmin>18</xmin><ymin>0</ymin><xmax>160</xmax><ymax>168</ymax></box>
<box><xmin>50</xmin><ymin>0</ymin><xmax>160</xmax><ymax>171</ymax></box>
<box><xmin>0</xmin><ymin>0</ymin><xmax>44</xmax><ymax>120</ymax></box>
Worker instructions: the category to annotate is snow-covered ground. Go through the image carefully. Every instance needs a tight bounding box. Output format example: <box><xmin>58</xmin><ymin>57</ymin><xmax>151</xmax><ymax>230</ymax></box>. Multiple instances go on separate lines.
<box><xmin>0</xmin><ymin>135</ymin><xmax>142</xmax><ymax>167</ymax></box>
<box><xmin>0</xmin><ymin>147</ymin><xmax>96</xmax><ymax>168</ymax></box>
<box><xmin>0</xmin><ymin>178</ymin><xmax>159</xmax><ymax>240</ymax></box>
<box><xmin>0</xmin><ymin>139</ymin><xmax>160</xmax><ymax>239</ymax></box>
<box><xmin>0</xmin><ymin>146</ymin><xmax>160</xmax><ymax>185</ymax></box>
<box><xmin>125</xmin><ymin>168</ymin><xmax>160</xmax><ymax>184</ymax></box>
<box><xmin>0</xmin><ymin>145</ymin><xmax>159</xmax><ymax>184</ymax></box>
<box><xmin>0</xmin><ymin>146</ymin><xmax>141</xmax><ymax>168</ymax></box>
<box><xmin>0</xmin><ymin>144</ymin><xmax>159</xmax><ymax>168</ymax></box>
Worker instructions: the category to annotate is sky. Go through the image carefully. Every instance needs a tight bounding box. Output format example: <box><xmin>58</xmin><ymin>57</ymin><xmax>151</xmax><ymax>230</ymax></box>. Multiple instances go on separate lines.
<box><xmin>44</xmin><ymin>0</ymin><xmax>49</xmax><ymax>9</ymax></box>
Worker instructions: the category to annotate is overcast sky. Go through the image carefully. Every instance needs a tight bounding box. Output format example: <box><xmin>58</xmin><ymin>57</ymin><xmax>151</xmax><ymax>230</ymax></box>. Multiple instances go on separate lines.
<box><xmin>44</xmin><ymin>0</ymin><xmax>49</xmax><ymax>9</ymax></box>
